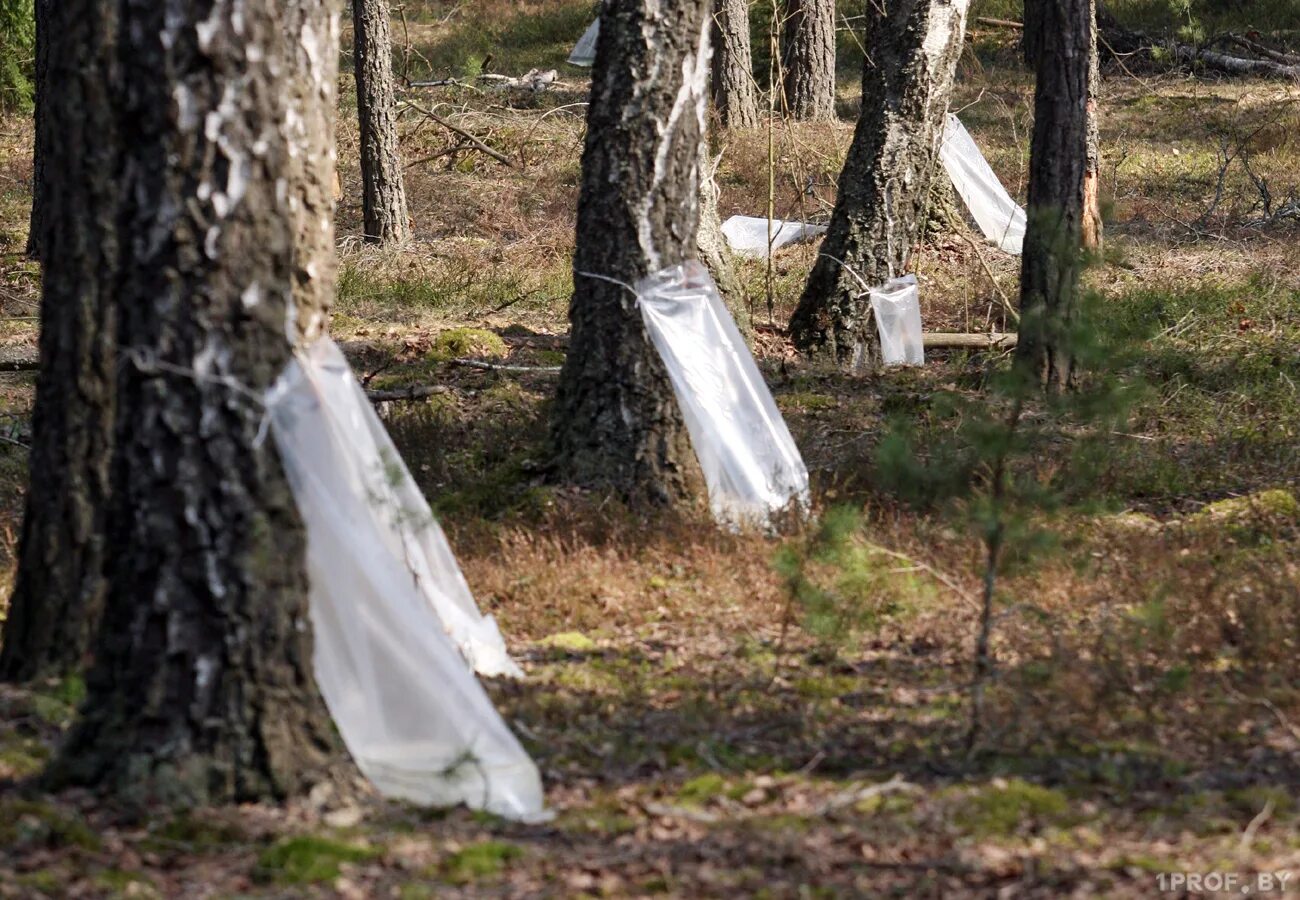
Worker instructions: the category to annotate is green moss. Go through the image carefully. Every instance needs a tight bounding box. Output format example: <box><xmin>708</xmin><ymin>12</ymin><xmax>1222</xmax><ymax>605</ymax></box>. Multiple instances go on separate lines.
<box><xmin>537</xmin><ymin>631</ymin><xmax>597</xmax><ymax>653</ymax></box>
<box><xmin>430</xmin><ymin>327</ymin><xmax>508</xmax><ymax>361</ymax></box>
<box><xmin>15</xmin><ymin>868</ymin><xmax>63</xmax><ymax>895</ymax></box>
<box><xmin>255</xmin><ymin>835</ymin><xmax>381</xmax><ymax>885</ymax></box>
<box><xmin>954</xmin><ymin>780</ymin><xmax>1074</xmax><ymax>837</ymax></box>
<box><xmin>1193</xmin><ymin>489</ymin><xmax>1299</xmax><ymax>524</ymax></box>
<box><xmin>675</xmin><ymin>773</ymin><xmax>728</xmax><ymax>805</ymax></box>
<box><xmin>440</xmin><ymin>840</ymin><xmax>523</xmax><ymax>884</ymax></box>
<box><xmin>780</xmin><ymin>392</ymin><xmax>839</xmax><ymax>411</ymax></box>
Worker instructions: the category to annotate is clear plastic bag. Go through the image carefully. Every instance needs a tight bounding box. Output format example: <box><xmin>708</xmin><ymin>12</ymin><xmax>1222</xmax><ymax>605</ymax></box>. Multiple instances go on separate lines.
<box><xmin>637</xmin><ymin>261</ymin><xmax>811</xmax><ymax>529</ymax></box>
<box><xmin>721</xmin><ymin>215</ymin><xmax>828</xmax><ymax>258</ymax></box>
<box><xmin>939</xmin><ymin>114</ymin><xmax>1026</xmax><ymax>255</ymax></box>
<box><xmin>869</xmin><ymin>274</ymin><xmax>925</xmax><ymax>367</ymax></box>
<box><xmin>568</xmin><ymin>19</ymin><xmax>599</xmax><ymax>67</ymax></box>
<box><xmin>266</xmin><ymin>338</ymin><xmax>548</xmax><ymax>822</ymax></box>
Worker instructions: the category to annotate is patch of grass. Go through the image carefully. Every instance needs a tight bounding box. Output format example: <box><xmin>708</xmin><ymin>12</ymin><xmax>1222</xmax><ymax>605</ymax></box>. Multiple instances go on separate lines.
<box><xmin>0</xmin><ymin>798</ymin><xmax>104</xmax><ymax>851</ymax></box>
<box><xmin>676</xmin><ymin>773</ymin><xmax>728</xmax><ymax>806</ymax></box>
<box><xmin>430</xmin><ymin>327</ymin><xmax>508</xmax><ymax>361</ymax></box>
<box><xmin>255</xmin><ymin>835</ymin><xmax>381</xmax><ymax>885</ymax></box>
<box><xmin>0</xmin><ymin>733</ymin><xmax>51</xmax><ymax>778</ymax></box>
<box><xmin>954</xmin><ymin>779</ymin><xmax>1075</xmax><ymax>838</ymax></box>
<box><xmin>439</xmin><ymin>839</ymin><xmax>523</xmax><ymax>884</ymax></box>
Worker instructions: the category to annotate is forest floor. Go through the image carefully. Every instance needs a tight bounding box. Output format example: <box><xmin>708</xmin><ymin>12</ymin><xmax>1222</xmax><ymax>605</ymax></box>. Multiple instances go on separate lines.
<box><xmin>1</xmin><ymin>1</ymin><xmax>1299</xmax><ymax>897</ymax></box>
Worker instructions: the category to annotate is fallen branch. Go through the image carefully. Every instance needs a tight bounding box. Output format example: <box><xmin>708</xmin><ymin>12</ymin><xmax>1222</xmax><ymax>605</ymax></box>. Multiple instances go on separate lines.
<box><xmin>974</xmin><ymin>16</ymin><xmax>1022</xmax><ymax>30</ymax></box>
<box><xmin>450</xmin><ymin>358</ymin><xmax>561</xmax><ymax>374</ymax></box>
<box><xmin>1097</xmin><ymin>5</ymin><xmax>1300</xmax><ymax>81</ymax></box>
<box><xmin>924</xmin><ymin>332</ymin><xmax>1017</xmax><ymax>350</ymax></box>
<box><xmin>397</xmin><ymin>99</ymin><xmax>515</xmax><ymax>168</ymax></box>
<box><xmin>365</xmin><ymin>384</ymin><xmax>452</xmax><ymax>403</ymax></box>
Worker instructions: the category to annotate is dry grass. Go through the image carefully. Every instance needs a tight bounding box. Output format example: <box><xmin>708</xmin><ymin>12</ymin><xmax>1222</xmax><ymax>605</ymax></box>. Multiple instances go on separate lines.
<box><xmin>0</xmin><ymin>6</ymin><xmax>1297</xmax><ymax>897</ymax></box>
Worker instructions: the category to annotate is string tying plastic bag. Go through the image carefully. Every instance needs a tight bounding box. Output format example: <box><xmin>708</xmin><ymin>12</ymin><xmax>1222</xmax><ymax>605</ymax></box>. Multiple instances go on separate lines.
<box><xmin>568</xmin><ymin>19</ymin><xmax>599</xmax><ymax>67</ymax></box>
<box><xmin>721</xmin><ymin>215</ymin><xmax>828</xmax><ymax>258</ymax></box>
<box><xmin>637</xmin><ymin>261</ymin><xmax>811</xmax><ymax>529</ymax></box>
<box><xmin>266</xmin><ymin>338</ymin><xmax>547</xmax><ymax>822</ymax></box>
<box><xmin>939</xmin><ymin>114</ymin><xmax>1026</xmax><ymax>255</ymax></box>
<box><xmin>869</xmin><ymin>274</ymin><xmax>925</xmax><ymax>367</ymax></box>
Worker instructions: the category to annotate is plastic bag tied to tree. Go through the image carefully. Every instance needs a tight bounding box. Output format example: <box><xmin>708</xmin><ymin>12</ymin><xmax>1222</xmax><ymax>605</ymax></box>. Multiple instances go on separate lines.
<box><xmin>636</xmin><ymin>261</ymin><xmax>811</xmax><ymax>529</ymax></box>
<box><xmin>869</xmin><ymin>274</ymin><xmax>925</xmax><ymax>367</ymax></box>
<box><xmin>939</xmin><ymin>114</ymin><xmax>1027</xmax><ymax>255</ymax></box>
<box><xmin>266</xmin><ymin>338</ymin><xmax>548</xmax><ymax>823</ymax></box>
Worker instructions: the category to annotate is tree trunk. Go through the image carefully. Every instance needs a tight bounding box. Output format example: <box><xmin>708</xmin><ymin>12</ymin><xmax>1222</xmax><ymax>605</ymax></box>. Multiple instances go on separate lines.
<box><xmin>788</xmin><ymin>0</ymin><xmax>970</xmax><ymax>370</ymax></box>
<box><xmin>711</xmin><ymin>0</ymin><xmax>759</xmax><ymax>128</ymax></box>
<box><xmin>23</xmin><ymin>0</ymin><xmax>48</xmax><ymax>260</ymax></box>
<box><xmin>48</xmin><ymin>0</ymin><xmax>349</xmax><ymax>807</ymax></box>
<box><xmin>1082</xmin><ymin>0</ymin><xmax>1103</xmax><ymax>253</ymax></box>
<box><xmin>0</xmin><ymin>0</ymin><xmax>117</xmax><ymax>683</ymax></box>
<box><xmin>550</xmin><ymin>0</ymin><xmax>711</xmax><ymax>505</ymax></box>
<box><xmin>781</xmin><ymin>0</ymin><xmax>836</xmax><ymax>121</ymax></box>
<box><xmin>1015</xmin><ymin>0</ymin><xmax>1090</xmax><ymax>392</ymax></box>
<box><xmin>696</xmin><ymin>144</ymin><xmax>750</xmax><ymax>333</ymax></box>
<box><xmin>353</xmin><ymin>0</ymin><xmax>411</xmax><ymax>244</ymax></box>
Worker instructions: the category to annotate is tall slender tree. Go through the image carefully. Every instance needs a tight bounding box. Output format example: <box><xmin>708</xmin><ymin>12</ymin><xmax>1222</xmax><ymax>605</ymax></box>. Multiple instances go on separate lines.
<box><xmin>550</xmin><ymin>0</ymin><xmax>712</xmax><ymax>504</ymax></box>
<box><xmin>1082</xmin><ymin>0</ymin><xmax>1104</xmax><ymax>252</ymax></box>
<box><xmin>24</xmin><ymin>0</ymin><xmax>48</xmax><ymax>260</ymax></box>
<box><xmin>0</xmin><ymin>0</ymin><xmax>117</xmax><ymax>683</ymax></box>
<box><xmin>711</xmin><ymin>0</ymin><xmax>759</xmax><ymax>127</ymax></box>
<box><xmin>353</xmin><ymin>0</ymin><xmax>411</xmax><ymax>244</ymax></box>
<box><xmin>1015</xmin><ymin>0</ymin><xmax>1091</xmax><ymax>391</ymax></box>
<box><xmin>788</xmin><ymin>0</ymin><xmax>970</xmax><ymax>370</ymax></box>
<box><xmin>44</xmin><ymin>0</ymin><xmax>350</xmax><ymax>805</ymax></box>
<box><xmin>781</xmin><ymin>0</ymin><xmax>836</xmax><ymax>121</ymax></box>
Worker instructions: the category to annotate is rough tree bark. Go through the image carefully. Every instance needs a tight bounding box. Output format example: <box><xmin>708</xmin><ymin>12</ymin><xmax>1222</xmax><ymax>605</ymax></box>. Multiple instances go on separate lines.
<box><xmin>781</xmin><ymin>0</ymin><xmax>836</xmax><ymax>121</ymax></box>
<box><xmin>352</xmin><ymin>0</ymin><xmax>411</xmax><ymax>244</ymax></box>
<box><xmin>711</xmin><ymin>0</ymin><xmax>759</xmax><ymax>128</ymax></box>
<box><xmin>1015</xmin><ymin>0</ymin><xmax>1090</xmax><ymax>391</ymax></box>
<box><xmin>23</xmin><ymin>0</ymin><xmax>48</xmax><ymax>260</ymax></box>
<box><xmin>1082</xmin><ymin>0</ymin><xmax>1103</xmax><ymax>253</ymax></box>
<box><xmin>0</xmin><ymin>0</ymin><xmax>117</xmax><ymax>683</ymax></box>
<box><xmin>48</xmin><ymin>0</ymin><xmax>349</xmax><ymax>806</ymax></box>
<box><xmin>788</xmin><ymin>0</ymin><xmax>970</xmax><ymax>370</ymax></box>
<box><xmin>550</xmin><ymin>0</ymin><xmax>712</xmax><ymax>505</ymax></box>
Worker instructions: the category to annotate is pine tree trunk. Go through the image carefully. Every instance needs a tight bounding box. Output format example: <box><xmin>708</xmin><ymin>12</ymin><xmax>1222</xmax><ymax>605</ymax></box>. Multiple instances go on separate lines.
<box><xmin>788</xmin><ymin>0</ymin><xmax>970</xmax><ymax>370</ymax></box>
<box><xmin>0</xmin><ymin>0</ymin><xmax>116</xmax><ymax>683</ymax></box>
<box><xmin>711</xmin><ymin>0</ymin><xmax>759</xmax><ymax>128</ymax></box>
<box><xmin>23</xmin><ymin>0</ymin><xmax>48</xmax><ymax>260</ymax></box>
<box><xmin>353</xmin><ymin>0</ymin><xmax>411</xmax><ymax>244</ymax></box>
<box><xmin>48</xmin><ymin>0</ymin><xmax>349</xmax><ymax>806</ymax></box>
<box><xmin>1015</xmin><ymin>0</ymin><xmax>1090</xmax><ymax>391</ymax></box>
<box><xmin>781</xmin><ymin>0</ymin><xmax>836</xmax><ymax>121</ymax></box>
<box><xmin>550</xmin><ymin>0</ymin><xmax>711</xmax><ymax>505</ymax></box>
<box><xmin>1082</xmin><ymin>0</ymin><xmax>1104</xmax><ymax>253</ymax></box>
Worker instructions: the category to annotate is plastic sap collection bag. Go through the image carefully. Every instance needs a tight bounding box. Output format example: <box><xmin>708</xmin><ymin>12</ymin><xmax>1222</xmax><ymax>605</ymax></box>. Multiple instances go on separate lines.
<box><xmin>721</xmin><ymin>215</ymin><xmax>828</xmax><ymax>258</ymax></box>
<box><xmin>568</xmin><ymin>19</ymin><xmax>599</xmax><ymax>67</ymax></box>
<box><xmin>637</xmin><ymin>261</ymin><xmax>811</xmax><ymax>529</ymax></box>
<box><xmin>869</xmin><ymin>274</ymin><xmax>925</xmax><ymax>367</ymax></box>
<box><xmin>266</xmin><ymin>338</ymin><xmax>547</xmax><ymax>823</ymax></box>
<box><xmin>939</xmin><ymin>114</ymin><xmax>1027</xmax><ymax>255</ymax></box>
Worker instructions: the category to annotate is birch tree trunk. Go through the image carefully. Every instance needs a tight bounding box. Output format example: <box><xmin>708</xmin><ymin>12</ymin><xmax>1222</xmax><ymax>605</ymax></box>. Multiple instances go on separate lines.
<box><xmin>352</xmin><ymin>0</ymin><xmax>411</xmax><ymax>244</ymax></box>
<box><xmin>788</xmin><ymin>0</ymin><xmax>970</xmax><ymax>370</ymax></box>
<box><xmin>49</xmin><ymin>0</ymin><xmax>350</xmax><ymax>805</ymax></box>
<box><xmin>550</xmin><ymin>0</ymin><xmax>711</xmax><ymax>505</ymax></box>
<box><xmin>781</xmin><ymin>0</ymin><xmax>836</xmax><ymax>121</ymax></box>
<box><xmin>711</xmin><ymin>0</ymin><xmax>759</xmax><ymax>128</ymax></box>
<box><xmin>1015</xmin><ymin>0</ymin><xmax>1090</xmax><ymax>391</ymax></box>
<box><xmin>0</xmin><ymin>0</ymin><xmax>116</xmax><ymax>683</ymax></box>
